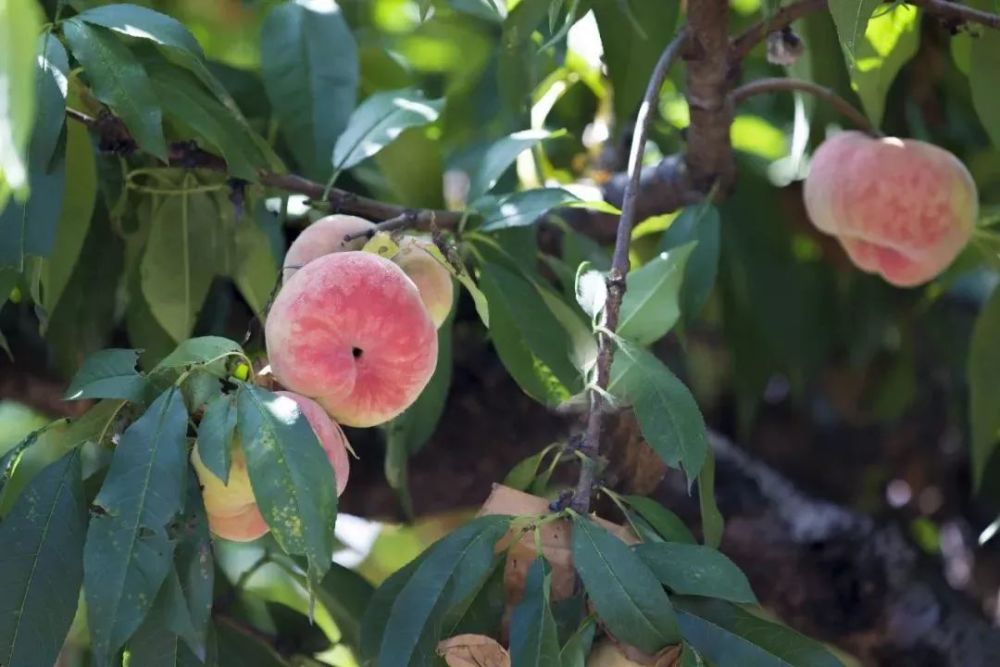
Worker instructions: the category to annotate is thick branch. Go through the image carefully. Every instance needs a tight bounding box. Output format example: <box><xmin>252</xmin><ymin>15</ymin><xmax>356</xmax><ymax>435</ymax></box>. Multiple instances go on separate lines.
<box><xmin>732</xmin><ymin>77</ymin><xmax>877</xmax><ymax>134</ymax></box>
<box><xmin>571</xmin><ymin>29</ymin><xmax>690</xmax><ymax>513</ymax></box>
<box><xmin>65</xmin><ymin>108</ymin><xmax>463</xmax><ymax>228</ymax></box>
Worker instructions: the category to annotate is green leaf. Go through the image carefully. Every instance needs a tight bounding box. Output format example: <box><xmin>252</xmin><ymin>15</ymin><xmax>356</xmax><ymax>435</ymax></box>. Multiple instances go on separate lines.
<box><xmin>84</xmin><ymin>388</ymin><xmax>189</xmax><ymax>666</ymax></box>
<box><xmin>360</xmin><ymin>553</ymin><xmax>428</xmax><ymax>663</ymax></box>
<box><xmin>497</xmin><ymin>0</ymin><xmax>549</xmax><ymax>112</ymax></box>
<box><xmin>610</xmin><ymin>338</ymin><xmax>708</xmax><ymax>480</ymax></box>
<box><xmin>829</xmin><ymin>0</ymin><xmax>879</xmax><ymax>69</ymax></box>
<box><xmin>77</xmin><ymin>3</ymin><xmax>205</xmax><ymax>59</ymax></box>
<box><xmin>466</xmin><ymin>129</ymin><xmax>554</xmax><ymax>201</ymax></box>
<box><xmin>233</xmin><ymin>212</ymin><xmax>280</xmax><ymax>320</ymax></box>
<box><xmin>311</xmin><ymin>563</ymin><xmax>375</xmax><ymax>655</ymax></box>
<box><xmin>848</xmin><ymin>4</ymin><xmax>920</xmax><ymax>127</ymax></box>
<box><xmin>509</xmin><ymin>557</ymin><xmax>562</xmax><ymax>667</ymax></box>
<box><xmin>0</xmin><ymin>0</ymin><xmax>44</xmax><ymax>199</ymax></box>
<box><xmin>197</xmin><ymin>394</ymin><xmax>237</xmax><ymax>484</ymax></box>
<box><xmin>971</xmin><ymin>0</ymin><xmax>1000</xmax><ymax>148</ymax></box>
<box><xmin>635</xmin><ymin>543</ymin><xmax>756</xmax><ymax>604</ymax></box>
<box><xmin>674</xmin><ymin>597</ymin><xmax>844</xmax><ymax>667</ymax></box>
<box><xmin>624</xmin><ymin>495</ymin><xmax>696</xmax><ymax>544</ymax></box>
<box><xmin>0</xmin><ymin>139</ymin><xmax>66</xmax><ymax>269</ymax></box>
<box><xmin>236</xmin><ymin>384</ymin><xmax>337</xmax><ymax>583</ymax></box>
<box><xmin>442</xmin><ymin>560</ymin><xmax>506</xmax><ymax>638</ymax></box>
<box><xmin>570</xmin><ymin>514</ymin><xmax>679</xmax><ymax>654</ymax></box>
<box><xmin>140</xmin><ymin>190</ymin><xmax>220</xmax><ymax>341</ymax></box>
<box><xmin>63</xmin><ymin>19</ymin><xmax>167</xmax><ymax>159</ymax></box>
<box><xmin>476</xmin><ymin>188</ymin><xmax>580</xmax><ymax>232</ymax></box>
<box><xmin>449</xmin><ymin>0</ymin><xmax>507</xmax><ymax>21</ymax></box>
<box><xmin>0</xmin><ymin>450</ymin><xmax>86</xmax><ymax>667</ymax></box>
<box><xmin>179</xmin><ymin>370</ymin><xmax>221</xmax><ymax>413</ymax></box>
<box><xmin>698</xmin><ymin>449</ymin><xmax>724</xmax><ymax>549</ymax></box>
<box><xmin>970</xmin><ymin>287</ymin><xmax>1000</xmax><ymax>488</ymax></box>
<box><xmin>479</xmin><ymin>262</ymin><xmax>580</xmax><ymax>405</ymax></box>
<box><xmin>559</xmin><ymin>617</ymin><xmax>596</xmax><ymax>667</ymax></box>
<box><xmin>260</xmin><ymin>0</ymin><xmax>358</xmax><ymax>179</ymax></box>
<box><xmin>65</xmin><ymin>348</ymin><xmax>147</xmax><ymax>402</ymax></box>
<box><xmin>618</xmin><ymin>243</ymin><xmax>696</xmax><ymax>345</ymax></box>
<box><xmin>126</xmin><ymin>621</ymin><xmax>203</xmax><ymax>667</ymax></box>
<box><xmin>591</xmin><ymin>0</ymin><xmax>679</xmax><ymax>122</ymax></box>
<box><xmin>385</xmin><ymin>311</ymin><xmax>454</xmax><ymax>514</ymax></box>
<box><xmin>143</xmin><ymin>56</ymin><xmax>266</xmax><ymax>181</ymax></box>
<box><xmin>377</xmin><ymin>515</ymin><xmax>511</xmax><ymax>665</ymax></box>
<box><xmin>41</xmin><ymin>117</ymin><xmax>97</xmax><ymax>313</ymax></box>
<box><xmin>30</xmin><ymin>33</ymin><xmax>70</xmax><ymax>180</ymax></box>
<box><xmin>170</xmin><ymin>476</ymin><xmax>215</xmax><ymax>657</ymax></box>
<box><xmin>333</xmin><ymin>87</ymin><xmax>443</xmax><ymax>171</ymax></box>
<box><xmin>153</xmin><ymin>336</ymin><xmax>243</xmax><ymax>376</ymax></box>
<box><xmin>659</xmin><ymin>204</ymin><xmax>720</xmax><ymax>325</ymax></box>
<box><xmin>503</xmin><ymin>445</ymin><xmax>557</xmax><ymax>492</ymax></box>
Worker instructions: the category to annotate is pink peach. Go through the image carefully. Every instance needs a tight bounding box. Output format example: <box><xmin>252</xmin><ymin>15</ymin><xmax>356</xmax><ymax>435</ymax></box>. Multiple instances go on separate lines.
<box><xmin>207</xmin><ymin>503</ymin><xmax>270</xmax><ymax>543</ymax></box>
<box><xmin>275</xmin><ymin>390</ymin><xmax>351</xmax><ymax>496</ymax></box>
<box><xmin>265</xmin><ymin>251</ymin><xmax>438</xmax><ymax>427</ymax></box>
<box><xmin>394</xmin><ymin>236</ymin><xmax>454</xmax><ymax>328</ymax></box>
<box><xmin>803</xmin><ymin>131</ymin><xmax>977</xmax><ymax>287</ymax></box>
<box><xmin>282</xmin><ymin>214</ymin><xmax>376</xmax><ymax>281</ymax></box>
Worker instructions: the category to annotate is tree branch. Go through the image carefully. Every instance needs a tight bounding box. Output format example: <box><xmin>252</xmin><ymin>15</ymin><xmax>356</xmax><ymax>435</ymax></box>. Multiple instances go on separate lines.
<box><xmin>730</xmin><ymin>0</ymin><xmax>825</xmax><ymax>62</ymax></box>
<box><xmin>910</xmin><ymin>0</ymin><xmax>1000</xmax><ymax>30</ymax></box>
<box><xmin>571</xmin><ymin>28</ymin><xmax>690</xmax><ymax>513</ymax></box>
<box><xmin>732</xmin><ymin>77</ymin><xmax>878</xmax><ymax>134</ymax></box>
<box><xmin>65</xmin><ymin>108</ymin><xmax>464</xmax><ymax>228</ymax></box>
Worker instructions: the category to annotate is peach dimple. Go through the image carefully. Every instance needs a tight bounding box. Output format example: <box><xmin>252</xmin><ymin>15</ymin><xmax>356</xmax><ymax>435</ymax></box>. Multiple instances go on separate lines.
<box><xmin>803</xmin><ymin>131</ymin><xmax>977</xmax><ymax>287</ymax></box>
<box><xmin>265</xmin><ymin>251</ymin><xmax>438</xmax><ymax>427</ymax></box>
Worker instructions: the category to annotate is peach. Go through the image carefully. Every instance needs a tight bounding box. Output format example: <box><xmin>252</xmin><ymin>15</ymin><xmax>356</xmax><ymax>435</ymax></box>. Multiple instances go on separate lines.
<box><xmin>275</xmin><ymin>390</ymin><xmax>350</xmax><ymax>496</ymax></box>
<box><xmin>803</xmin><ymin>131</ymin><xmax>977</xmax><ymax>287</ymax></box>
<box><xmin>207</xmin><ymin>503</ymin><xmax>270</xmax><ymax>543</ymax></box>
<box><xmin>282</xmin><ymin>214</ymin><xmax>376</xmax><ymax>281</ymax></box>
<box><xmin>394</xmin><ymin>236</ymin><xmax>454</xmax><ymax>327</ymax></box>
<box><xmin>265</xmin><ymin>251</ymin><xmax>438</xmax><ymax>427</ymax></box>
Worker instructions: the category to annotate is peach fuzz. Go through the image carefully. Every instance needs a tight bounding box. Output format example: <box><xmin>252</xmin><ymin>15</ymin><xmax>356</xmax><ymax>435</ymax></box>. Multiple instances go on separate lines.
<box><xmin>803</xmin><ymin>131</ymin><xmax>977</xmax><ymax>287</ymax></box>
<box><xmin>394</xmin><ymin>236</ymin><xmax>454</xmax><ymax>328</ymax></box>
<box><xmin>265</xmin><ymin>251</ymin><xmax>438</xmax><ymax>428</ymax></box>
<box><xmin>282</xmin><ymin>214</ymin><xmax>376</xmax><ymax>281</ymax></box>
<box><xmin>275</xmin><ymin>390</ymin><xmax>351</xmax><ymax>496</ymax></box>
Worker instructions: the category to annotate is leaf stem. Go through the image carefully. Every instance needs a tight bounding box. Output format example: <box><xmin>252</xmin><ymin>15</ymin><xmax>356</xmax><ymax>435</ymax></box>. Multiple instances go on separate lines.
<box><xmin>731</xmin><ymin>77</ymin><xmax>880</xmax><ymax>136</ymax></box>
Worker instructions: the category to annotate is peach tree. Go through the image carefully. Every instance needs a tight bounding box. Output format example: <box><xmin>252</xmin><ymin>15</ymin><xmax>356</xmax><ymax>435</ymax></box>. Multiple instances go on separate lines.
<box><xmin>1</xmin><ymin>1</ymin><xmax>1000</xmax><ymax>666</ymax></box>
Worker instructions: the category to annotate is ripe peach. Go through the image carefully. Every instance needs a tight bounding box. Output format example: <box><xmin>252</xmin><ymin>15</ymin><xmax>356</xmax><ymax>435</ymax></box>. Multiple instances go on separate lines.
<box><xmin>803</xmin><ymin>131</ymin><xmax>977</xmax><ymax>287</ymax></box>
<box><xmin>394</xmin><ymin>236</ymin><xmax>454</xmax><ymax>327</ymax></box>
<box><xmin>207</xmin><ymin>503</ymin><xmax>269</xmax><ymax>543</ymax></box>
<box><xmin>275</xmin><ymin>390</ymin><xmax>350</xmax><ymax>496</ymax></box>
<box><xmin>265</xmin><ymin>251</ymin><xmax>438</xmax><ymax>427</ymax></box>
<box><xmin>282</xmin><ymin>214</ymin><xmax>376</xmax><ymax>281</ymax></box>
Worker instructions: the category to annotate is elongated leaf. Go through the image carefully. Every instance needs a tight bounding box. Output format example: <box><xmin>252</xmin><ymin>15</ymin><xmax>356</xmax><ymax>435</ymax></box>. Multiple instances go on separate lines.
<box><xmin>261</xmin><ymin>0</ymin><xmax>358</xmax><ymax>179</ymax></box>
<box><xmin>476</xmin><ymin>188</ymin><xmax>580</xmax><ymax>232</ymax></box>
<box><xmin>848</xmin><ymin>4</ymin><xmax>920</xmax><ymax>126</ymax></box>
<box><xmin>635</xmin><ymin>543</ymin><xmax>756</xmax><ymax>604</ymax></box>
<box><xmin>610</xmin><ymin>338</ymin><xmax>708</xmax><ymax>480</ymax></box>
<box><xmin>360</xmin><ymin>553</ymin><xmax>429</xmax><ymax>662</ymax></box>
<box><xmin>503</xmin><ymin>445</ymin><xmax>556</xmax><ymax>492</ymax></box>
<box><xmin>591</xmin><ymin>0</ymin><xmax>678</xmax><ymax>122</ymax></box>
<box><xmin>30</xmin><ymin>33</ymin><xmax>69</xmax><ymax>180</ymax></box>
<box><xmin>333</xmin><ymin>87</ymin><xmax>443</xmax><ymax>170</ymax></box>
<box><xmin>971</xmin><ymin>0</ymin><xmax>1000</xmax><ymax>148</ymax></box>
<box><xmin>559</xmin><ymin>618</ymin><xmax>596</xmax><ymax>667</ymax></box>
<box><xmin>378</xmin><ymin>516</ymin><xmax>511</xmax><ymax>665</ymax></box>
<box><xmin>233</xmin><ymin>213</ymin><xmax>279</xmax><ymax>320</ymax></box>
<box><xmin>442</xmin><ymin>560</ymin><xmax>506</xmax><ymax>638</ymax></box>
<box><xmin>143</xmin><ymin>56</ymin><xmax>265</xmax><ymax>181</ymax></box>
<box><xmin>970</xmin><ymin>288</ymin><xmax>1000</xmax><ymax>487</ymax></box>
<box><xmin>84</xmin><ymin>388</ymin><xmax>189</xmax><ymax>665</ymax></box>
<box><xmin>236</xmin><ymin>384</ymin><xmax>337</xmax><ymax>582</ymax></box>
<box><xmin>0</xmin><ymin>450</ymin><xmax>86</xmax><ymax>667</ymax></box>
<box><xmin>42</xmin><ymin>117</ymin><xmax>97</xmax><ymax>312</ymax></box>
<box><xmin>308</xmin><ymin>562</ymin><xmax>375</xmax><ymax>654</ymax></box>
<box><xmin>698</xmin><ymin>449</ymin><xmax>724</xmax><ymax>549</ymax></box>
<box><xmin>479</xmin><ymin>262</ymin><xmax>580</xmax><ymax>405</ymax></box>
<box><xmin>126</xmin><ymin>622</ymin><xmax>203</xmax><ymax>667</ymax></box>
<box><xmin>78</xmin><ymin>3</ymin><xmax>204</xmax><ymax>58</ymax></box>
<box><xmin>829</xmin><ymin>0</ymin><xmax>879</xmax><ymax>68</ymax></box>
<box><xmin>510</xmin><ymin>558</ymin><xmax>561</xmax><ymax>667</ymax></box>
<box><xmin>197</xmin><ymin>394</ymin><xmax>237</xmax><ymax>484</ymax></box>
<box><xmin>0</xmin><ymin>0</ymin><xmax>44</xmax><ymax>199</ymax></box>
<box><xmin>659</xmin><ymin>204</ymin><xmax>720</xmax><ymax>325</ymax></box>
<box><xmin>571</xmin><ymin>514</ymin><xmax>679</xmax><ymax>654</ymax></box>
<box><xmin>624</xmin><ymin>495</ymin><xmax>696</xmax><ymax>544</ymax></box>
<box><xmin>153</xmin><ymin>336</ymin><xmax>243</xmax><ymax>376</ymax></box>
<box><xmin>63</xmin><ymin>19</ymin><xmax>167</xmax><ymax>159</ymax></box>
<box><xmin>466</xmin><ymin>129</ymin><xmax>553</xmax><ymax>201</ymax></box>
<box><xmin>65</xmin><ymin>348</ymin><xmax>147</xmax><ymax>402</ymax></box>
<box><xmin>675</xmin><ymin>597</ymin><xmax>844</xmax><ymax>667</ymax></box>
<box><xmin>140</xmin><ymin>190</ymin><xmax>220</xmax><ymax>341</ymax></box>
<box><xmin>618</xmin><ymin>243</ymin><xmax>696</xmax><ymax>345</ymax></box>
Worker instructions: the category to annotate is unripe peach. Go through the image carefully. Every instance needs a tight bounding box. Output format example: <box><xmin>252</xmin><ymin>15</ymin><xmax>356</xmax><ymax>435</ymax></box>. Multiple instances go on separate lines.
<box><xmin>265</xmin><ymin>251</ymin><xmax>438</xmax><ymax>427</ymax></box>
<box><xmin>274</xmin><ymin>390</ymin><xmax>350</xmax><ymax>496</ymax></box>
<box><xmin>803</xmin><ymin>131</ymin><xmax>977</xmax><ymax>287</ymax></box>
<box><xmin>586</xmin><ymin>641</ymin><xmax>645</xmax><ymax>667</ymax></box>
<box><xmin>191</xmin><ymin>446</ymin><xmax>269</xmax><ymax>542</ymax></box>
<box><xmin>282</xmin><ymin>214</ymin><xmax>376</xmax><ymax>281</ymax></box>
<box><xmin>207</xmin><ymin>503</ymin><xmax>269</xmax><ymax>543</ymax></box>
<box><xmin>394</xmin><ymin>236</ymin><xmax>454</xmax><ymax>328</ymax></box>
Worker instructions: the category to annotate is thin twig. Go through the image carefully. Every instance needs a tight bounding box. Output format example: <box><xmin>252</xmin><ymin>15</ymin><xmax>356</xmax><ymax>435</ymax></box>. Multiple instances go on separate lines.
<box><xmin>909</xmin><ymin>0</ymin><xmax>1000</xmax><ymax>30</ymax></box>
<box><xmin>730</xmin><ymin>0</ymin><xmax>825</xmax><ymax>61</ymax></box>
<box><xmin>570</xmin><ymin>28</ymin><xmax>690</xmax><ymax>513</ymax></box>
<box><xmin>732</xmin><ymin>77</ymin><xmax>879</xmax><ymax>135</ymax></box>
<box><xmin>64</xmin><ymin>108</ymin><xmax>463</xmax><ymax>228</ymax></box>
